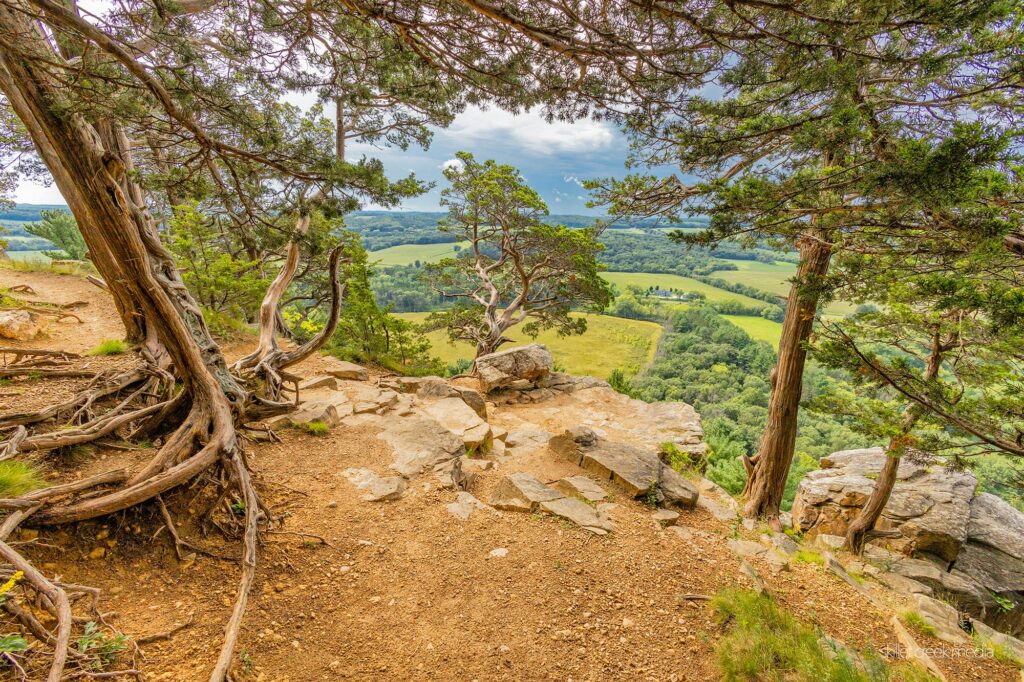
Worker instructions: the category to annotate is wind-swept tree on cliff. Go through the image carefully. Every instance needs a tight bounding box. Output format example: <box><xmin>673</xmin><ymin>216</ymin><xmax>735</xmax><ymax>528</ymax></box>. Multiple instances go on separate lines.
<box><xmin>0</xmin><ymin>0</ymin><xmax>731</xmax><ymax>678</ymax></box>
<box><xmin>425</xmin><ymin>152</ymin><xmax>611</xmax><ymax>359</ymax></box>
<box><xmin>811</xmin><ymin>127</ymin><xmax>1024</xmax><ymax>552</ymax></box>
<box><xmin>588</xmin><ymin>1</ymin><xmax>1024</xmax><ymax>527</ymax></box>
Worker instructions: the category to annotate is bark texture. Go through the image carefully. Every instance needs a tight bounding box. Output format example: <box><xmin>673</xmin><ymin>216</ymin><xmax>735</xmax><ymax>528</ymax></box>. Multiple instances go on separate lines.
<box><xmin>741</xmin><ymin>229</ymin><xmax>833</xmax><ymax>525</ymax></box>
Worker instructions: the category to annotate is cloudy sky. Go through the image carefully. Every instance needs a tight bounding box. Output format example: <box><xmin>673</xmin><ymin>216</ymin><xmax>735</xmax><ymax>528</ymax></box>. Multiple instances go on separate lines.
<box><xmin>15</xmin><ymin>106</ymin><xmax>643</xmax><ymax>215</ymax></box>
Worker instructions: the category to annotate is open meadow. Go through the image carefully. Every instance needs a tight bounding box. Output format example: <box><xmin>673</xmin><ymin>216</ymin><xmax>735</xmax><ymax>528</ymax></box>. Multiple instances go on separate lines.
<box><xmin>722</xmin><ymin>314</ymin><xmax>783</xmax><ymax>349</ymax></box>
<box><xmin>396</xmin><ymin>311</ymin><xmax>662</xmax><ymax>378</ymax></box>
<box><xmin>369</xmin><ymin>241</ymin><xmax>469</xmax><ymax>266</ymax></box>
<box><xmin>600</xmin><ymin>271</ymin><xmax>769</xmax><ymax>308</ymax></box>
<box><xmin>712</xmin><ymin>260</ymin><xmax>794</xmax><ymax>296</ymax></box>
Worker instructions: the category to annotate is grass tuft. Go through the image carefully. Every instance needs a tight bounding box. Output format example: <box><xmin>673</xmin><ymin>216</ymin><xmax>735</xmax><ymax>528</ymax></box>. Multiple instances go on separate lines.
<box><xmin>792</xmin><ymin>549</ymin><xmax>824</xmax><ymax>566</ymax></box>
<box><xmin>295</xmin><ymin>420</ymin><xmax>330</xmax><ymax>436</ymax></box>
<box><xmin>87</xmin><ymin>339</ymin><xmax>128</xmax><ymax>356</ymax></box>
<box><xmin>900</xmin><ymin>611</ymin><xmax>937</xmax><ymax>638</ymax></box>
<box><xmin>972</xmin><ymin>632</ymin><xmax>1022</xmax><ymax>666</ymax></box>
<box><xmin>712</xmin><ymin>588</ymin><xmax>917</xmax><ymax>682</ymax></box>
<box><xmin>0</xmin><ymin>461</ymin><xmax>44</xmax><ymax>497</ymax></box>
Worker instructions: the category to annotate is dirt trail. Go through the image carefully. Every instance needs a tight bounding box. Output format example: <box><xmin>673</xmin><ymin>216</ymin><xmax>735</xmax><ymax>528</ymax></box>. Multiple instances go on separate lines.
<box><xmin>0</xmin><ymin>267</ymin><xmax>1017</xmax><ymax>682</ymax></box>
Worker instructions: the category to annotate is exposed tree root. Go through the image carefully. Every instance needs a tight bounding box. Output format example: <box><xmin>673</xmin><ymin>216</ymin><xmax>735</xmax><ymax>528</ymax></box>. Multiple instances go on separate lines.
<box><xmin>0</xmin><ymin>538</ymin><xmax>72</xmax><ymax>682</ymax></box>
<box><xmin>0</xmin><ymin>212</ymin><xmax>347</xmax><ymax>679</ymax></box>
<box><xmin>0</xmin><ymin>269</ymin><xmax>343</xmax><ymax>678</ymax></box>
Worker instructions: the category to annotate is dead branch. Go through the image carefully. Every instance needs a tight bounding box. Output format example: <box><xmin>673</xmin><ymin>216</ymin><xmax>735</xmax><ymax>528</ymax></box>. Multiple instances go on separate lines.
<box><xmin>135</xmin><ymin>614</ymin><xmax>193</xmax><ymax>644</ymax></box>
<box><xmin>0</xmin><ymin>425</ymin><xmax>26</xmax><ymax>461</ymax></box>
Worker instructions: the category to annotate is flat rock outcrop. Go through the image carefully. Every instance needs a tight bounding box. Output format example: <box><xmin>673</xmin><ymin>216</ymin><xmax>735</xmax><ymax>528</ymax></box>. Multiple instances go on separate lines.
<box><xmin>552</xmin><ymin>428</ymin><xmax>698</xmax><ymax>509</ymax></box>
<box><xmin>321</xmin><ymin>357</ymin><xmax>369</xmax><ymax>381</ymax></box>
<box><xmin>490</xmin><ymin>472</ymin><xmax>613</xmax><ymax>534</ymax></box>
<box><xmin>474</xmin><ymin>343</ymin><xmax>553</xmax><ymax>392</ymax></box>
<box><xmin>381</xmin><ymin>417</ymin><xmax>464</xmax><ymax>479</ymax></box>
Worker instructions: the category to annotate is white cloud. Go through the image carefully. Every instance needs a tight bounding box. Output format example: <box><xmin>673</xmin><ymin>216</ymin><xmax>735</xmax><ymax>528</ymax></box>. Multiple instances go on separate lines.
<box><xmin>440</xmin><ymin>107</ymin><xmax>615</xmax><ymax>156</ymax></box>
<box><xmin>440</xmin><ymin>157</ymin><xmax>465</xmax><ymax>173</ymax></box>
<box><xmin>564</xmin><ymin>175</ymin><xmax>584</xmax><ymax>187</ymax></box>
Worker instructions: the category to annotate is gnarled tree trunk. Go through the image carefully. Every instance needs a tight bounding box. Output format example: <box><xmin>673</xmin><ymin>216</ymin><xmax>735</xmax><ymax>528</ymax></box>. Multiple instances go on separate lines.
<box><xmin>845</xmin><ymin>328</ymin><xmax>948</xmax><ymax>554</ymax></box>
<box><xmin>0</xmin><ymin>6</ymin><xmax>341</xmax><ymax>679</ymax></box>
<box><xmin>742</xmin><ymin>228</ymin><xmax>832</xmax><ymax>527</ymax></box>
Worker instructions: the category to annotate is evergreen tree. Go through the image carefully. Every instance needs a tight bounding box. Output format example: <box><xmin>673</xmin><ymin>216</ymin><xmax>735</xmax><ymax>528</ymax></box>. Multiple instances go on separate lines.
<box><xmin>24</xmin><ymin>209</ymin><xmax>86</xmax><ymax>260</ymax></box>
<box><xmin>424</xmin><ymin>153</ymin><xmax>612</xmax><ymax>359</ymax></box>
<box><xmin>589</xmin><ymin>1</ymin><xmax>1024</xmax><ymax>526</ymax></box>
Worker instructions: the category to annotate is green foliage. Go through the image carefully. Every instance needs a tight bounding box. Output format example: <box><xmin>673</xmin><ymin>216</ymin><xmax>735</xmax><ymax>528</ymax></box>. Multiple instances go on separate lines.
<box><xmin>990</xmin><ymin>592</ymin><xmax>1016</xmax><ymax>614</ymax></box>
<box><xmin>608</xmin><ymin>368</ymin><xmax>633</xmax><ymax>395</ymax></box>
<box><xmin>661</xmin><ymin>441</ymin><xmax>706</xmax><ymax>475</ymax></box>
<box><xmin>295</xmin><ymin>421</ymin><xmax>330</xmax><ymax>436</ymax></box>
<box><xmin>24</xmin><ymin>209</ymin><xmax>86</xmax><ymax>260</ymax></box>
<box><xmin>0</xmin><ymin>461</ymin><xmax>43</xmax><ymax>497</ymax></box>
<box><xmin>712</xmin><ymin>588</ymin><xmax>897</xmax><ymax>682</ymax></box>
<box><xmin>792</xmin><ymin>550</ymin><xmax>824</xmax><ymax>566</ymax></box>
<box><xmin>424</xmin><ymin>152</ymin><xmax>612</xmax><ymax>357</ymax></box>
<box><xmin>76</xmin><ymin>622</ymin><xmax>127</xmax><ymax>669</ymax></box>
<box><xmin>167</xmin><ymin>203</ymin><xmax>270</xmax><ymax>321</ymax></box>
<box><xmin>445</xmin><ymin>358</ymin><xmax>472</xmax><ymax>377</ymax></box>
<box><xmin>900</xmin><ymin>611</ymin><xmax>937</xmax><ymax>638</ymax></box>
<box><xmin>643</xmin><ymin>480</ymin><xmax>660</xmax><ymax>508</ymax></box>
<box><xmin>324</xmin><ymin>231</ymin><xmax>443</xmax><ymax>377</ymax></box>
<box><xmin>0</xmin><ymin>634</ymin><xmax>27</xmax><ymax>655</ymax></box>
<box><xmin>632</xmin><ymin>307</ymin><xmax>865</xmax><ymax>509</ymax></box>
<box><xmin>972</xmin><ymin>632</ymin><xmax>1022</xmax><ymax>666</ymax></box>
<box><xmin>87</xmin><ymin>339</ymin><xmax>128</xmax><ymax>356</ymax></box>
<box><xmin>972</xmin><ymin>456</ymin><xmax>1024</xmax><ymax>511</ymax></box>
<box><xmin>202</xmin><ymin>307</ymin><xmax>256</xmax><ymax>340</ymax></box>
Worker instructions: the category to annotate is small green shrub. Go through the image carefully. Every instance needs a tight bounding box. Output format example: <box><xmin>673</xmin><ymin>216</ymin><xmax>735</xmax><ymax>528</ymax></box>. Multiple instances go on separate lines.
<box><xmin>608</xmin><ymin>368</ymin><xmax>634</xmax><ymax>396</ymax></box>
<box><xmin>87</xmin><ymin>339</ymin><xmax>128</xmax><ymax>356</ymax></box>
<box><xmin>0</xmin><ymin>461</ymin><xmax>43</xmax><ymax>497</ymax></box>
<box><xmin>0</xmin><ymin>633</ymin><xmax>27</xmax><ymax>654</ymax></box>
<box><xmin>991</xmin><ymin>592</ymin><xmax>1016</xmax><ymax>613</ymax></box>
<box><xmin>203</xmin><ymin>307</ymin><xmax>255</xmax><ymax>340</ymax></box>
<box><xmin>643</xmin><ymin>480</ymin><xmax>660</xmax><ymax>508</ymax></box>
<box><xmin>295</xmin><ymin>421</ymin><xmax>330</xmax><ymax>436</ymax></box>
<box><xmin>900</xmin><ymin>611</ymin><xmax>937</xmax><ymax>638</ymax></box>
<box><xmin>661</xmin><ymin>441</ymin><xmax>707</xmax><ymax>476</ymax></box>
<box><xmin>76</xmin><ymin>622</ymin><xmax>127</xmax><ymax>668</ymax></box>
<box><xmin>445</xmin><ymin>358</ymin><xmax>472</xmax><ymax>377</ymax></box>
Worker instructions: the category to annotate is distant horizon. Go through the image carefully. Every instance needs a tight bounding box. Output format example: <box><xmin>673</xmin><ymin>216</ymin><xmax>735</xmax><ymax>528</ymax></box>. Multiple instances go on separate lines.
<box><xmin>2</xmin><ymin>203</ymin><xmax>709</xmax><ymax>224</ymax></box>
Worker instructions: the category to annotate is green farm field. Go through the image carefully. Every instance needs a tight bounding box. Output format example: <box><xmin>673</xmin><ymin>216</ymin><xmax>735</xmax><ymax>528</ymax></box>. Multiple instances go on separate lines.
<box><xmin>713</xmin><ymin>260</ymin><xmax>794</xmax><ymax>297</ymax></box>
<box><xmin>395</xmin><ymin>312</ymin><xmax>662</xmax><ymax>379</ymax></box>
<box><xmin>722</xmin><ymin>315</ymin><xmax>783</xmax><ymax>349</ymax></box>
<box><xmin>711</xmin><ymin>260</ymin><xmax>859</xmax><ymax>316</ymax></box>
<box><xmin>369</xmin><ymin>241</ymin><xmax>469</xmax><ymax>266</ymax></box>
<box><xmin>600</xmin><ymin>271</ymin><xmax>768</xmax><ymax>309</ymax></box>
<box><xmin>5</xmin><ymin>250</ymin><xmax>50</xmax><ymax>262</ymax></box>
